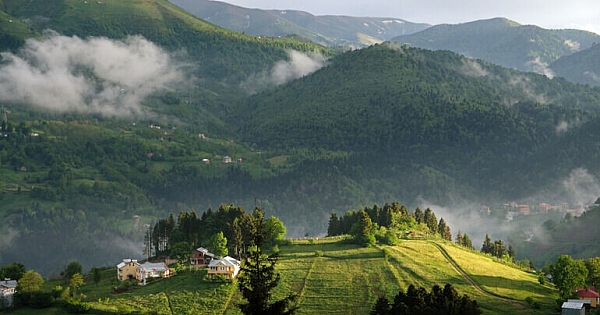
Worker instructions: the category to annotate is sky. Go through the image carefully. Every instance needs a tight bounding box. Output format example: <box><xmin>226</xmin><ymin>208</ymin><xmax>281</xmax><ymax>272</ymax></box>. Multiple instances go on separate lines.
<box><xmin>219</xmin><ymin>0</ymin><xmax>600</xmax><ymax>34</ymax></box>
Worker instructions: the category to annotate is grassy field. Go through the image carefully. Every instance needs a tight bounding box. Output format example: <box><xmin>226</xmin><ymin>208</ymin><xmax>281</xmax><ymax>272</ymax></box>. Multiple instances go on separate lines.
<box><xmin>2</xmin><ymin>239</ymin><xmax>559</xmax><ymax>315</ymax></box>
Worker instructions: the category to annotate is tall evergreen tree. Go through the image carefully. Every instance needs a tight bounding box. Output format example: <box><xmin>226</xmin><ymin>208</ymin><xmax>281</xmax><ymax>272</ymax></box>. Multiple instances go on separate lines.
<box><xmin>414</xmin><ymin>207</ymin><xmax>424</xmax><ymax>224</ymax></box>
<box><xmin>423</xmin><ymin>208</ymin><xmax>438</xmax><ymax>234</ymax></box>
<box><xmin>481</xmin><ymin>234</ymin><xmax>493</xmax><ymax>254</ymax></box>
<box><xmin>462</xmin><ymin>233</ymin><xmax>474</xmax><ymax>250</ymax></box>
<box><xmin>354</xmin><ymin>209</ymin><xmax>375</xmax><ymax>247</ymax></box>
<box><xmin>237</xmin><ymin>207</ymin><xmax>297</xmax><ymax>315</ymax></box>
<box><xmin>437</xmin><ymin>218</ymin><xmax>451</xmax><ymax>241</ymax></box>
<box><xmin>456</xmin><ymin>230</ymin><xmax>463</xmax><ymax>246</ymax></box>
<box><xmin>327</xmin><ymin>212</ymin><xmax>340</xmax><ymax>236</ymax></box>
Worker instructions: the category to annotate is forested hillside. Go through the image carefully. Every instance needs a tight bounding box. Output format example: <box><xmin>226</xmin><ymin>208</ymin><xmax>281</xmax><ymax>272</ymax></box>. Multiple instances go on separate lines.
<box><xmin>551</xmin><ymin>43</ymin><xmax>600</xmax><ymax>86</ymax></box>
<box><xmin>391</xmin><ymin>18</ymin><xmax>600</xmax><ymax>74</ymax></box>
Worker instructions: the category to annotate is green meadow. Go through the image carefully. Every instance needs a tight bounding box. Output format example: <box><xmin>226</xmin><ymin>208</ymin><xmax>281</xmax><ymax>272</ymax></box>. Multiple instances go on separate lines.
<box><xmin>3</xmin><ymin>238</ymin><xmax>558</xmax><ymax>315</ymax></box>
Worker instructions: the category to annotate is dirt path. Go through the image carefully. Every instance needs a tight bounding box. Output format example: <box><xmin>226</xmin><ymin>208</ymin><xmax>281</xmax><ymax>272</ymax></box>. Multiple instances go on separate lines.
<box><xmin>430</xmin><ymin>242</ymin><xmax>524</xmax><ymax>307</ymax></box>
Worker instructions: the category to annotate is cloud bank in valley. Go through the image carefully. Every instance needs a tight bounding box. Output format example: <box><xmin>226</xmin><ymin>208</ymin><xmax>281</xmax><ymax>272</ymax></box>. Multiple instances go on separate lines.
<box><xmin>241</xmin><ymin>49</ymin><xmax>327</xmax><ymax>93</ymax></box>
<box><xmin>0</xmin><ymin>31</ymin><xmax>188</xmax><ymax>117</ymax></box>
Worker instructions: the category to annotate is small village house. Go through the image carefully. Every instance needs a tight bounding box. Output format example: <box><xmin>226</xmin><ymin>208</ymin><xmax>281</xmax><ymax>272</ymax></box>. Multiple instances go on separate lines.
<box><xmin>190</xmin><ymin>247</ymin><xmax>214</xmax><ymax>267</ymax></box>
<box><xmin>577</xmin><ymin>287</ymin><xmax>600</xmax><ymax>308</ymax></box>
<box><xmin>136</xmin><ymin>262</ymin><xmax>170</xmax><ymax>285</ymax></box>
<box><xmin>0</xmin><ymin>278</ymin><xmax>17</xmax><ymax>308</ymax></box>
<box><xmin>208</xmin><ymin>256</ymin><xmax>241</xmax><ymax>280</ymax></box>
<box><xmin>223</xmin><ymin>156</ymin><xmax>232</xmax><ymax>163</ymax></box>
<box><xmin>117</xmin><ymin>259</ymin><xmax>139</xmax><ymax>281</ymax></box>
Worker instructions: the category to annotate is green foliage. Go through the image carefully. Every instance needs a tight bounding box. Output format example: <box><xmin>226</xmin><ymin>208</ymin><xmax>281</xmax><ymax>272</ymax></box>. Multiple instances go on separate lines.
<box><xmin>64</xmin><ymin>299</ymin><xmax>91</xmax><ymax>314</ymax></box>
<box><xmin>62</xmin><ymin>262</ymin><xmax>82</xmax><ymax>283</ymax></box>
<box><xmin>17</xmin><ymin>270</ymin><xmax>43</xmax><ymax>293</ymax></box>
<box><xmin>551</xmin><ymin>255</ymin><xmax>588</xmax><ymax>299</ymax></box>
<box><xmin>586</xmin><ymin>257</ymin><xmax>600</xmax><ymax>288</ymax></box>
<box><xmin>70</xmin><ymin>273</ymin><xmax>84</xmax><ymax>298</ymax></box>
<box><xmin>353</xmin><ymin>210</ymin><xmax>375</xmax><ymax>247</ymax></box>
<box><xmin>371</xmin><ymin>283</ymin><xmax>482</xmax><ymax>315</ymax></box>
<box><xmin>91</xmin><ymin>268</ymin><xmax>101</xmax><ymax>286</ymax></box>
<box><xmin>0</xmin><ymin>261</ymin><xmax>25</xmax><ymax>281</ymax></box>
<box><xmin>210</xmin><ymin>232</ymin><xmax>228</xmax><ymax>258</ymax></box>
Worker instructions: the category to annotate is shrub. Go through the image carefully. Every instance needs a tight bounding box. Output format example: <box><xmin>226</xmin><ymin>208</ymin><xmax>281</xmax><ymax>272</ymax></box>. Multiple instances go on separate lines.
<box><xmin>65</xmin><ymin>299</ymin><xmax>91</xmax><ymax>314</ymax></box>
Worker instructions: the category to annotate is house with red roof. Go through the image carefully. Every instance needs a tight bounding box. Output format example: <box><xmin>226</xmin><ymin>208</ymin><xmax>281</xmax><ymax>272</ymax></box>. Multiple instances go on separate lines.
<box><xmin>576</xmin><ymin>287</ymin><xmax>599</xmax><ymax>308</ymax></box>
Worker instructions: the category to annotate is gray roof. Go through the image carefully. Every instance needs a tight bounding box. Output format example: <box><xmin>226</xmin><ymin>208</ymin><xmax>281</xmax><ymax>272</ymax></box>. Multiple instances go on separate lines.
<box><xmin>0</xmin><ymin>280</ymin><xmax>17</xmax><ymax>289</ymax></box>
<box><xmin>195</xmin><ymin>247</ymin><xmax>215</xmax><ymax>257</ymax></box>
<box><xmin>138</xmin><ymin>262</ymin><xmax>168</xmax><ymax>272</ymax></box>
<box><xmin>562</xmin><ymin>301</ymin><xmax>585</xmax><ymax>309</ymax></box>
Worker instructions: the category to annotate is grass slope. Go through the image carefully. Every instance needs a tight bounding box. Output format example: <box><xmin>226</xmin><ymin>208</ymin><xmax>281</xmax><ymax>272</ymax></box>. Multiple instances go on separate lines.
<box><xmin>11</xmin><ymin>239</ymin><xmax>558</xmax><ymax>315</ymax></box>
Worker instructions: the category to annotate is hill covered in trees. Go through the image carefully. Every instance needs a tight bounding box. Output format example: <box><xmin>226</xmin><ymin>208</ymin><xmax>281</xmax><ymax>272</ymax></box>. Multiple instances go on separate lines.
<box><xmin>2</xmin><ymin>0</ymin><xmax>600</xmax><ymax>276</ymax></box>
<box><xmin>391</xmin><ymin>17</ymin><xmax>600</xmax><ymax>75</ymax></box>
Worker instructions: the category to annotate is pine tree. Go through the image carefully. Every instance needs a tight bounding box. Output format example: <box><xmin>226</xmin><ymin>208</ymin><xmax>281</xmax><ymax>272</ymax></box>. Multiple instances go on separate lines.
<box><xmin>354</xmin><ymin>209</ymin><xmax>375</xmax><ymax>247</ymax></box>
<box><xmin>437</xmin><ymin>218</ymin><xmax>451</xmax><ymax>241</ymax></box>
<box><xmin>481</xmin><ymin>234</ymin><xmax>493</xmax><ymax>254</ymax></box>
<box><xmin>424</xmin><ymin>208</ymin><xmax>438</xmax><ymax>234</ymax></box>
<box><xmin>327</xmin><ymin>212</ymin><xmax>340</xmax><ymax>236</ymax></box>
<box><xmin>414</xmin><ymin>207</ymin><xmax>424</xmax><ymax>224</ymax></box>
<box><xmin>238</xmin><ymin>208</ymin><xmax>297</xmax><ymax>315</ymax></box>
<box><xmin>463</xmin><ymin>233</ymin><xmax>474</xmax><ymax>249</ymax></box>
<box><xmin>456</xmin><ymin>230</ymin><xmax>463</xmax><ymax>246</ymax></box>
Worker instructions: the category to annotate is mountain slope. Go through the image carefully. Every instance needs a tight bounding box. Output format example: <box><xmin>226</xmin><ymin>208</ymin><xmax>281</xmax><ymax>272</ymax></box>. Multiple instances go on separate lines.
<box><xmin>391</xmin><ymin>18</ymin><xmax>600</xmax><ymax>74</ymax></box>
<box><xmin>233</xmin><ymin>43</ymin><xmax>600</xmax><ymax>202</ymax></box>
<box><xmin>168</xmin><ymin>0</ymin><xmax>430</xmax><ymax>46</ymax></box>
<box><xmin>551</xmin><ymin>43</ymin><xmax>600</xmax><ymax>86</ymax></box>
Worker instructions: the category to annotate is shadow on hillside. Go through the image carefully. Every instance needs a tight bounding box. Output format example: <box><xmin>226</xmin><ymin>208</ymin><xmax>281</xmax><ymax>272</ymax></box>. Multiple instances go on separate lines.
<box><xmin>469</xmin><ymin>275</ymin><xmax>553</xmax><ymax>296</ymax></box>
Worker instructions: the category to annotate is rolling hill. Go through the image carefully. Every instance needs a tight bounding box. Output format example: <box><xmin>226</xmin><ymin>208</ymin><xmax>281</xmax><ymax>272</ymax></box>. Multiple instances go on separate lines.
<box><xmin>391</xmin><ymin>18</ymin><xmax>600</xmax><ymax>75</ymax></box>
<box><xmin>9</xmin><ymin>239</ymin><xmax>559</xmax><ymax>315</ymax></box>
<box><xmin>168</xmin><ymin>0</ymin><xmax>431</xmax><ymax>47</ymax></box>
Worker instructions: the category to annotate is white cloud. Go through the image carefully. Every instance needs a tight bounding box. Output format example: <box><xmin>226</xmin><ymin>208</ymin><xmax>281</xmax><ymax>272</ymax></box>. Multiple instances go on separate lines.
<box><xmin>241</xmin><ymin>50</ymin><xmax>326</xmax><ymax>93</ymax></box>
<box><xmin>525</xmin><ymin>57</ymin><xmax>555</xmax><ymax>79</ymax></box>
<box><xmin>0</xmin><ymin>31</ymin><xmax>188</xmax><ymax>117</ymax></box>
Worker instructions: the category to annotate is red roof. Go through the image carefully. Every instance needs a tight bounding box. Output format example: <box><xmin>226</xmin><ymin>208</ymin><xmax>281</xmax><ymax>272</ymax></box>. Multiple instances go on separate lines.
<box><xmin>577</xmin><ymin>288</ymin><xmax>599</xmax><ymax>298</ymax></box>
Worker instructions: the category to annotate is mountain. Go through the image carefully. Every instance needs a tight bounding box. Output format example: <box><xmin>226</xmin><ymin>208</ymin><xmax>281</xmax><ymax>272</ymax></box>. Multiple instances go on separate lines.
<box><xmin>391</xmin><ymin>18</ymin><xmax>600</xmax><ymax>74</ymax></box>
<box><xmin>550</xmin><ymin>43</ymin><xmax>600</xmax><ymax>86</ymax></box>
<box><xmin>3</xmin><ymin>0</ymin><xmax>600</xmax><ymax>276</ymax></box>
<box><xmin>168</xmin><ymin>0</ymin><xmax>431</xmax><ymax>47</ymax></box>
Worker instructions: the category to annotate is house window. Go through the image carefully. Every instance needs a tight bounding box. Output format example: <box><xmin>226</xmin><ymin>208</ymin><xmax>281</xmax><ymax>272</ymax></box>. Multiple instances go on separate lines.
<box><xmin>220</xmin><ymin>266</ymin><xmax>225</xmax><ymax>271</ymax></box>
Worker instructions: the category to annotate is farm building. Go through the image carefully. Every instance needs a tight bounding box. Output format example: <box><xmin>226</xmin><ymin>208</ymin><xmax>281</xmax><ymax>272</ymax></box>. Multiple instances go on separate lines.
<box><xmin>561</xmin><ymin>301</ymin><xmax>585</xmax><ymax>315</ymax></box>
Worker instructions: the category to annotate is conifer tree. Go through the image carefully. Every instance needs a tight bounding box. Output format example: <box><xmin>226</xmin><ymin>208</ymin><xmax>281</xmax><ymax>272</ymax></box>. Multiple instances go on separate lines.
<box><xmin>423</xmin><ymin>208</ymin><xmax>438</xmax><ymax>234</ymax></box>
<box><xmin>462</xmin><ymin>233</ymin><xmax>474</xmax><ymax>249</ymax></box>
<box><xmin>456</xmin><ymin>230</ymin><xmax>463</xmax><ymax>246</ymax></box>
<box><xmin>481</xmin><ymin>234</ymin><xmax>493</xmax><ymax>254</ymax></box>
<box><xmin>354</xmin><ymin>209</ymin><xmax>375</xmax><ymax>247</ymax></box>
<box><xmin>327</xmin><ymin>212</ymin><xmax>340</xmax><ymax>236</ymax></box>
<box><xmin>414</xmin><ymin>207</ymin><xmax>424</xmax><ymax>224</ymax></box>
<box><xmin>238</xmin><ymin>207</ymin><xmax>297</xmax><ymax>315</ymax></box>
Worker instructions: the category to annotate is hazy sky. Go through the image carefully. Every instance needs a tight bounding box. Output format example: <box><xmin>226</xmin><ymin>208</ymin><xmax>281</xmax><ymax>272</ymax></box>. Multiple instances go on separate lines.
<box><xmin>219</xmin><ymin>0</ymin><xmax>600</xmax><ymax>34</ymax></box>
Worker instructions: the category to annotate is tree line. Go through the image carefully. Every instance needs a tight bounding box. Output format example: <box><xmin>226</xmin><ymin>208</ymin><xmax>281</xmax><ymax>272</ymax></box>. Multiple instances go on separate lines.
<box><xmin>149</xmin><ymin>204</ymin><xmax>286</xmax><ymax>261</ymax></box>
<box><xmin>370</xmin><ymin>283</ymin><xmax>482</xmax><ymax>315</ymax></box>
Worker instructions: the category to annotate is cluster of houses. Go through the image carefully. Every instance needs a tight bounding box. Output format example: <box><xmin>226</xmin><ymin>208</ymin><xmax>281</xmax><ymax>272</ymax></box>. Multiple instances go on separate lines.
<box><xmin>116</xmin><ymin>247</ymin><xmax>241</xmax><ymax>286</ymax></box>
<box><xmin>561</xmin><ymin>287</ymin><xmax>600</xmax><ymax>315</ymax></box>
<box><xmin>480</xmin><ymin>201</ymin><xmax>597</xmax><ymax>221</ymax></box>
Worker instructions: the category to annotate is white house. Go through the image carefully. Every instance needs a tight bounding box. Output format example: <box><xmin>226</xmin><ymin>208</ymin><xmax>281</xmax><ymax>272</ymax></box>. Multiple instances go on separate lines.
<box><xmin>0</xmin><ymin>279</ymin><xmax>17</xmax><ymax>308</ymax></box>
<box><xmin>208</xmin><ymin>256</ymin><xmax>241</xmax><ymax>280</ymax></box>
